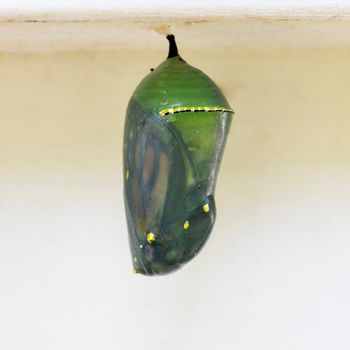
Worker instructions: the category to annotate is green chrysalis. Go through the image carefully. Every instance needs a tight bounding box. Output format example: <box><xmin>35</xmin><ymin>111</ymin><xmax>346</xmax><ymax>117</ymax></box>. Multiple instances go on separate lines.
<box><xmin>123</xmin><ymin>35</ymin><xmax>234</xmax><ymax>275</ymax></box>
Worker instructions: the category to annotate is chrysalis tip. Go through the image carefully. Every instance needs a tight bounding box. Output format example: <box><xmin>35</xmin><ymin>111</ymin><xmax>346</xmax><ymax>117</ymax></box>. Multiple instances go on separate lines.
<box><xmin>166</xmin><ymin>34</ymin><xmax>179</xmax><ymax>58</ymax></box>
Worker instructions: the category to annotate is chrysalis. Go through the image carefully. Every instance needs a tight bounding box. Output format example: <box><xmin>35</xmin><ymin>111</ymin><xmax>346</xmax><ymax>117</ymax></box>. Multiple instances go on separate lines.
<box><xmin>123</xmin><ymin>35</ymin><xmax>234</xmax><ymax>275</ymax></box>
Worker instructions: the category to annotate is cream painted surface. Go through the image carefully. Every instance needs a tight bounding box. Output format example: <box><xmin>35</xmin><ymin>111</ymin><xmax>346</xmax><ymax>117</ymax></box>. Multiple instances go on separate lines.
<box><xmin>2</xmin><ymin>18</ymin><xmax>350</xmax><ymax>52</ymax></box>
<box><xmin>1</xmin><ymin>46</ymin><xmax>350</xmax><ymax>349</ymax></box>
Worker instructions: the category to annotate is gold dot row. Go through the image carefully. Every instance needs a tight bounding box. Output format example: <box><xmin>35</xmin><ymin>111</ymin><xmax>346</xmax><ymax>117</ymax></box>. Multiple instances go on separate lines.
<box><xmin>159</xmin><ymin>106</ymin><xmax>234</xmax><ymax>116</ymax></box>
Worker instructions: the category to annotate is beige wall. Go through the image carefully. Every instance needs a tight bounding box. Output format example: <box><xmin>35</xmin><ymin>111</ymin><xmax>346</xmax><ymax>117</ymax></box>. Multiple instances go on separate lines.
<box><xmin>1</xmin><ymin>47</ymin><xmax>350</xmax><ymax>349</ymax></box>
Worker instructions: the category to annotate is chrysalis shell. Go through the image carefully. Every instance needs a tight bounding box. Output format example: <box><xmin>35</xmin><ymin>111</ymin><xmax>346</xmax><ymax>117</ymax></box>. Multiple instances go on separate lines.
<box><xmin>123</xmin><ymin>35</ymin><xmax>234</xmax><ymax>275</ymax></box>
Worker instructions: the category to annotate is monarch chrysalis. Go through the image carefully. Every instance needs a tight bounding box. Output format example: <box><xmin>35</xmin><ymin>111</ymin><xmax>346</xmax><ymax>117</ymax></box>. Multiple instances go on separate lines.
<box><xmin>123</xmin><ymin>35</ymin><xmax>234</xmax><ymax>275</ymax></box>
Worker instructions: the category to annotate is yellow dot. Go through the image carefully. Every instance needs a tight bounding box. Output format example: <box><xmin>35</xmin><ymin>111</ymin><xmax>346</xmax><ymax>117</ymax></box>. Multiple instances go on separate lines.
<box><xmin>133</xmin><ymin>268</ymin><xmax>138</xmax><ymax>274</ymax></box>
<box><xmin>125</xmin><ymin>169</ymin><xmax>129</xmax><ymax>180</ymax></box>
<box><xmin>203</xmin><ymin>203</ymin><xmax>210</xmax><ymax>213</ymax></box>
<box><xmin>147</xmin><ymin>232</ymin><xmax>155</xmax><ymax>244</ymax></box>
<box><xmin>183</xmin><ymin>220</ymin><xmax>190</xmax><ymax>230</ymax></box>
<box><xmin>133</xmin><ymin>257</ymin><xmax>137</xmax><ymax>262</ymax></box>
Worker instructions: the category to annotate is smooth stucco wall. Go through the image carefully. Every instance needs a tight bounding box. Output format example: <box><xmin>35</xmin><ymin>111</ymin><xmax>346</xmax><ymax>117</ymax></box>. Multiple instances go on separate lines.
<box><xmin>1</xmin><ymin>46</ymin><xmax>350</xmax><ymax>349</ymax></box>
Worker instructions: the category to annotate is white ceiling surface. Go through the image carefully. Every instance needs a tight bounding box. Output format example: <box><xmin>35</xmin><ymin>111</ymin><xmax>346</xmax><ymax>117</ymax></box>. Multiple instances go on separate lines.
<box><xmin>1</xmin><ymin>0</ymin><xmax>350</xmax><ymax>17</ymax></box>
<box><xmin>1</xmin><ymin>0</ymin><xmax>350</xmax><ymax>10</ymax></box>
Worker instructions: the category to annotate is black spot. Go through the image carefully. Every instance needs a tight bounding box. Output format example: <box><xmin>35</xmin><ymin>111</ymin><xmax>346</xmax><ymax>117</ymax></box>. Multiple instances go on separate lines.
<box><xmin>150</xmin><ymin>68</ymin><xmax>154</xmax><ymax>72</ymax></box>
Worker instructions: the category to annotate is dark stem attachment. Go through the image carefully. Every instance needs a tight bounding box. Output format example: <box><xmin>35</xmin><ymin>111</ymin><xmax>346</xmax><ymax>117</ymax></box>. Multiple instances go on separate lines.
<box><xmin>167</xmin><ymin>34</ymin><xmax>179</xmax><ymax>58</ymax></box>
